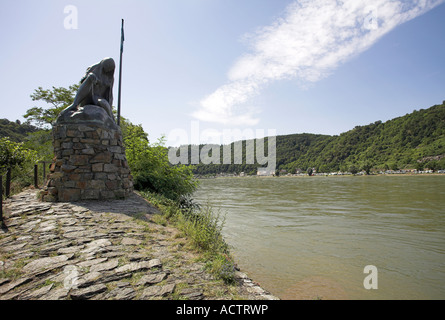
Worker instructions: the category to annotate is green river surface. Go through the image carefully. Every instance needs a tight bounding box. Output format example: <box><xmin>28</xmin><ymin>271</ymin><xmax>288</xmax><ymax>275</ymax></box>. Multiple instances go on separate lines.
<box><xmin>193</xmin><ymin>175</ymin><xmax>445</xmax><ymax>300</ymax></box>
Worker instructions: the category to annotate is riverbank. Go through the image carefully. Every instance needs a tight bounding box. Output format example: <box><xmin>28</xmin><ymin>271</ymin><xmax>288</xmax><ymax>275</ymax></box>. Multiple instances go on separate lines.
<box><xmin>0</xmin><ymin>189</ymin><xmax>278</xmax><ymax>300</ymax></box>
<box><xmin>196</xmin><ymin>171</ymin><xmax>445</xmax><ymax>179</ymax></box>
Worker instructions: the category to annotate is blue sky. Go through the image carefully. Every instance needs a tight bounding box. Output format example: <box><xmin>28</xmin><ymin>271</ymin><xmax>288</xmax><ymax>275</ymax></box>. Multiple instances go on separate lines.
<box><xmin>1</xmin><ymin>0</ymin><xmax>444</xmax><ymax>146</ymax></box>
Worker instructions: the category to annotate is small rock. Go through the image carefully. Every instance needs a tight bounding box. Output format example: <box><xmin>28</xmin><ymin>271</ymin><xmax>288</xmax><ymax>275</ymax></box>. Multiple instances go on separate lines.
<box><xmin>180</xmin><ymin>288</ymin><xmax>204</xmax><ymax>300</ymax></box>
<box><xmin>21</xmin><ymin>284</ymin><xmax>53</xmax><ymax>300</ymax></box>
<box><xmin>59</xmin><ymin>218</ymin><xmax>78</xmax><ymax>226</ymax></box>
<box><xmin>23</xmin><ymin>255</ymin><xmax>70</xmax><ymax>273</ymax></box>
<box><xmin>121</xmin><ymin>237</ymin><xmax>143</xmax><ymax>246</ymax></box>
<box><xmin>62</xmin><ymin>226</ymin><xmax>85</xmax><ymax>233</ymax></box>
<box><xmin>140</xmin><ymin>286</ymin><xmax>161</xmax><ymax>298</ymax></box>
<box><xmin>127</xmin><ymin>253</ymin><xmax>146</xmax><ymax>262</ymax></box>
<box><xmin>136</xmin><ymin>273</ymin><xmax>168</xmax><ymax>286</ymax></box>
<box><xmin>235</xmin><ymin>271</ymin><xmax>249</xmax><ymax>279</ymax></box>
<box><xmin>16</xmin><ymin>235</ymin><xmax>33</xmax><ymax>242</ymax></box>
<box><xmin>76</xmin><ymin>272</ymin><xmax>103</xmax><ymax>288</ymax></box>
<box><xmin>3</xmin><ymin>242</ymin><xmax>27</xmax><ymax>251</ymax></box>
<box><xmin>246</xmin><ymin>286</ymin><xmax>266</xmax><ymax>295</ymax></box>
<box><xmin>76</xmin><ymin>258</ymin><xmax>108</xmax><ymax>268</ymax></box>
<box><xmin>141</xmin><ymin>284</ymin><xmax>175</xmax><ymax>299</ymax></box>
<box><xmin>115</xmin><ymin>259</ymin><xmax>161</xmax><ymax>274</ymax></box>
<box><xmin>39</xmin><ymin>288</ymin><xmax>69</xmax><ymax>300</ymax></box>
<box><xmin>38</xmin><ymin>220</ymin><xmax>57</xmax><ymax>232</ymax></box>
<box><xmin>57</xmin><ymin>245</ymin><xmax>85</xmax><ymax>255</ymax></box>
<box><xmin>70</xmin><ymin>284</ymin><xmax>108</xmax><ymax>300</ymax></box>
<box><xmin>65</xmin><ymin>230</ymin><xmax>104</xmax><ymax>239</ymax></box>
<box><xmin>80</xmin><ymin>238</ymin><xmax>112</xmax><ymax>255</ymax></box>
<box><xmin>89</xmin><ymin>259</ymin><xmax>119</xmax><ymax>273</ymax></box>
<box><xmin>160</xmin><ymin>283</ymin><xmax>176</xmax><ymax>296</ymax></box>
<box><xmin>107</xmin><ymin>287</ymin><xmax>136</xmax><ymax>300</ymax></box>
<box><xmin>0</xmin><ymin>278</ymin><xmax>9</xmax><ymax>287</ymax></box>
<box><xmin>0</xmin><ymin>277</ymin><xmax>32</xmax><ymax>295</ymax></box>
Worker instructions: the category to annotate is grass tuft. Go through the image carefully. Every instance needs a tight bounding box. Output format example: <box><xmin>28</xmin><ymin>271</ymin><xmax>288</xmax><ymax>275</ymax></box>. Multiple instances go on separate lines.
<box><xmin>140</xmin><ymin>191</ymin><xmax>235</xmax><ymax>283</ymax></box>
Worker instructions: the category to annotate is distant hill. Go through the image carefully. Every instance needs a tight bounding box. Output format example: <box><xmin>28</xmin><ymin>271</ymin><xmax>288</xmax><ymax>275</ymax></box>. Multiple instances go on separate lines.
<box><xmin>0</xmin><ymin>119</ymin><xmax>39</xmax><ymax>142</ymax></box>
<box><xmin>190</xmin><ymin>100</ymin><xmax>445</xmax><ymax>175</ymax></box>
<box><xmin>2</xmin><ymin>100</ymin><xmax>444</xmax><ymax>174</ymax></box>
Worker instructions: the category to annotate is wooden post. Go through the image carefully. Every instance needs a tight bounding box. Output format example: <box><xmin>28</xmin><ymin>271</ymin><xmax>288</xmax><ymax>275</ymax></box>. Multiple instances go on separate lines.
<box><xmin>42</xmin><ymin>162</ymin><xmax>46</xmax><ymax>185</ymax></box>
<box><xmin>34</xmin><ymin>164</ymin><xmax>38</xmax><ymax>188</ymax></box>
<box><xmin>5</xmin><ymin>168</ymin><xmax>11</xmax><ymax>198</ymax></box>
<box><xmin>0</xmin><ymin>175</ymin><xmax>3</xmax><ymax>224</ymax></box>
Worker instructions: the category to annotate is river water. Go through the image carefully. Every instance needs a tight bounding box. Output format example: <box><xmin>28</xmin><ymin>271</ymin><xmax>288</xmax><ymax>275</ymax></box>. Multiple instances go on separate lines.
<box><xmin>193</xmin><ymin>175</ymin><xmax>445</xmax><ymax>300</ymax></box>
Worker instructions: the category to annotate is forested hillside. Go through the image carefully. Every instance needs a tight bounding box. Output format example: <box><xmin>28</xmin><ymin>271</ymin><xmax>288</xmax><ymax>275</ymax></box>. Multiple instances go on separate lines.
<box><xmin>2</xmin><ymin>100</ymin><xmax>444</xmax><ymax>175</ymax></box>
<box><xmin>191</xmin><ymin>101</ymin><xmax>445</xmax><ymax>175</ymax></box>
<box><xmin>0</xmin><ymin>119</ymin><xmax>38</xmax><ymax>142</ymax></box>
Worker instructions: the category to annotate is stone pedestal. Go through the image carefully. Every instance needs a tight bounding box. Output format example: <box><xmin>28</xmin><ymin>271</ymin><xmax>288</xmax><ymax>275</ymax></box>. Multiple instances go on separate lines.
<box><xmin>41</xmin><ymin>112</ymin><xmax>133</xmax><ymax>202</ymax></box>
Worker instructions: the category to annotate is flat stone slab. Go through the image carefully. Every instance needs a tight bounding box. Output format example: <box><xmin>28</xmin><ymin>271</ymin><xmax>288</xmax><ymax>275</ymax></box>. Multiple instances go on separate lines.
<box><xmin>0</xmin><ymin>278</ymin><xmax>32</xmax><ymax>296</ymax></box>
<box><xmin>121</xmin><ymin>237</ymin><xmax>143</xmax><ymax>246</ymax></box>
<box><xmin>136</xmin><ymin>273</ymin><xmax>168</xmax><ymax>286</ymax></box>
<box><xmin>89</xmin><ymin>259</ymin><xmax>119</xmax><ymax>273</ymax></box>
<box><xmin>141</xmin><ymin>283</ymin><xmax>175</xmax><ymax>299</ymax></box>
<box><xmin>70</xmin><ymin>284</ymin><xmax>108</xmax><ymax>300</ymax></box>
<box><xmin>114</xmin><ymin>260</ymin><xmax>161</xmax><ymax>274</ymax></box>
<box><xmin>22</xmin><ymin>255</ymin><xmax>71</xmax><ymax>274</ymax></box>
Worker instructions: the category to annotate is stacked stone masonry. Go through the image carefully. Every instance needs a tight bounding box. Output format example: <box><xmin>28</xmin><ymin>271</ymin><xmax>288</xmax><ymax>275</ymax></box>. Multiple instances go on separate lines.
<box><xmin>41</xmin><ymin>123</ymin><xmax>133</xmax><ymax>202</ymax></box>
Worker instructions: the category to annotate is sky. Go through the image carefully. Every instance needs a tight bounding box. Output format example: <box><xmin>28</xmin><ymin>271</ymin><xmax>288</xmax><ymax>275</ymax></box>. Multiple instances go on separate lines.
<box><xmin>1</xmin><ymin>0</ymin><xmax>444</xmax><ymax>147</ymax></box>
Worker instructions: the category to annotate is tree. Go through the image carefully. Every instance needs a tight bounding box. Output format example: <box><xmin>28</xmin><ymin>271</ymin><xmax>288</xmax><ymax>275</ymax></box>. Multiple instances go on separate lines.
<box><xmin>24</xmin><ymin>85</ymin><xmax>79</xmax><ymax>128</ymax></box>
<box><xmin>361</xmin><ymin>160</ymin><xmax>373</xmax><ymax>175</ymax></box>
<box><xmin>0</xmin><ymin>118</ymin><xmax>38</xmax><ymax>142</ymax></box>
<box><xmin>0</xmin><ymin>137</ymin><xmax>37</xmax><ymax>174</ymax></box>
<box><xmin>438</xmin><ymin>158</ymin><xmax>445</xmax><ymax>170</ymax></box>
<box><xmin>121</xmin><ymin>119</ymin><xmax>149</xmax><ymax>165</ymax></box>
<box><xmin>23</xmin><ymin>130</ymin><xmax>53</xmax><ymax>162</ymax></box>
<box><xmin>390</xmin><ymin>162</ymin><xmax>399</xmax><ymax>171</ymax></box>
<box><xmin>22</xmin><ymin>84</ymin><xmax>80</xmax><ymax>162</ymax></box>
<box><xmin>130</xmin><ymin>135</ymin><xmax>198</xmax><ymax>202</ymax></box>
<box><xmin>415</xmin><ymin>162</ymin><xmax>424</xmax><ymax>171</ymax></box>
<box><xmin>425</xmin><ymin>160</ymin><xmax>439</xmax><ymax>172</ymax></box>
<box><xmin>349</xmin><ymin>164</ymin><xmax>359</xmax><ymax>175</ymax></box>
<box><xmin>120</xmin><ymin>117</ymin><xmax>198</xmax><ymax>202</ymax></box>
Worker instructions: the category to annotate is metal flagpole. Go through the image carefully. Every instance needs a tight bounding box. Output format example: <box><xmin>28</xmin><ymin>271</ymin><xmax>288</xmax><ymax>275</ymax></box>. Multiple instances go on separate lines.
<box><xmin>117</xmin><ymin>19</ymin><xmax>124</xmax><ymax>126</ymax></box>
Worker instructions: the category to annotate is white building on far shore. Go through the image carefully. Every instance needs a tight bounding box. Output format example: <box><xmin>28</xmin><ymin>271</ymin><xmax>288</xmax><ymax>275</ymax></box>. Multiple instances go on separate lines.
<box><xmin>257</xmin><ymin>168</ymin><xmax>274</xmax><ymax>176</ymax></box>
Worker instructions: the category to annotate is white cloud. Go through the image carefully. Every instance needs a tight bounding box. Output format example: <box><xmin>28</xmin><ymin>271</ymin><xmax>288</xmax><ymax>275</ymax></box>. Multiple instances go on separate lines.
<box><xmin>193</xmin><ymin>0</ymin><xmax>444</xmax><ymax>126</ymax></box>
<box><xmin>193</xmin><ymin>79</ymin><xmax>261</xmax><ymax>126</ymax></box>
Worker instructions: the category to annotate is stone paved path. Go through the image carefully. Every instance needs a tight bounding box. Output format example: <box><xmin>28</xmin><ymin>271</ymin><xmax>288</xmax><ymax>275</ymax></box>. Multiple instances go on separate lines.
<box><xmin>0</xmin><ymin>189</ymin><xmax>278</xmax><ymax>300</ymax></box>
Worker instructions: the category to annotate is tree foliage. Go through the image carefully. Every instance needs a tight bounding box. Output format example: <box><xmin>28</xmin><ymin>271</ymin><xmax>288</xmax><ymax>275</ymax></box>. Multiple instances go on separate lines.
<box><xmin>24</xmin><ymin>85</ymin><xmax>79</xmax><ymax>128</ymax></box>
<box><xmin>120</xmin><ymin>118</ymin><xmax>198</xmax><ymax>202</ymax></box>
<box><xmin>0</xmin><ymin>137</ymin><xmax>37</xmax><ymax>174</ymax></box>
<box><xmin>0</xmin><ymin>119</ymin><xmax>38</xmax><ymax>142</ymax></box>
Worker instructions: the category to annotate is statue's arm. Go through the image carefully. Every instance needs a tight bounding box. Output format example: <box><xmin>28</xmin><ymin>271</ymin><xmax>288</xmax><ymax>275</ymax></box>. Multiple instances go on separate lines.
<box><xmin>86</xmin><ymin>72</ymin><xmax>99</xmax><ymax>85</ymax></box>
<box><xmin>108</xmin><ymin>79</ymin><xmax>114</xmax><ymax>107</ymax></box>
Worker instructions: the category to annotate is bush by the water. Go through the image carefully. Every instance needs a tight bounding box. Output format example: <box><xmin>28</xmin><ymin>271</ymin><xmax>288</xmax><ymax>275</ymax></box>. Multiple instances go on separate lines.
<box><xmin>121</xmin><ymin>119</ymin><xmax>198</xmax><ymax>202</ymax></box>
<box><xmin>142</xmin><ymin>191</ymin><xmax>236</xmax><ymax>283</ymax></box>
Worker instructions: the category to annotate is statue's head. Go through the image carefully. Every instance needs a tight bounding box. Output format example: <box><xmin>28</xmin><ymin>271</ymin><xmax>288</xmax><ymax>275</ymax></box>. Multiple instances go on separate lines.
<box><xmin>101</xmin><ymin>58</ymin><xmax>116</xmax><ymax>74</ymax></box>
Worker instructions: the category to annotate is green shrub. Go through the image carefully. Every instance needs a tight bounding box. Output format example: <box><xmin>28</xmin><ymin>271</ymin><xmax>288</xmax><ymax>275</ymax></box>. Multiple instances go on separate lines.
<box><xmin>205</xmin><ymin>253</ymin><xmax>236</xmax><ymax>284</ymax></box>
<box><xmin>178</xmin><ymin>203</ymin><xmax>228</xmax><ymax>254</ymax></box>
<box><xmin>141</xmin><ymin>191</ymin><xmax>235</xmax><ymax>283</ymax></box>
<box><xmin>122</xmin><ymin>120</ymin><xmax>198</xmax><ymax>202</ymax></box>
<box><xmin>0</xmin><ymin>137</ymin><xmax>39</xmax><ymax>194</ymax></box>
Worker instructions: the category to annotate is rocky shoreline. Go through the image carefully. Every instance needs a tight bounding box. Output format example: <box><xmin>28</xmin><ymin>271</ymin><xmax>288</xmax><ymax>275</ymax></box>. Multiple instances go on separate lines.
<box><xmin>0</xmin><ymin>189</ymin><xmax>278</xmax><ymax>300</ymax></box>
